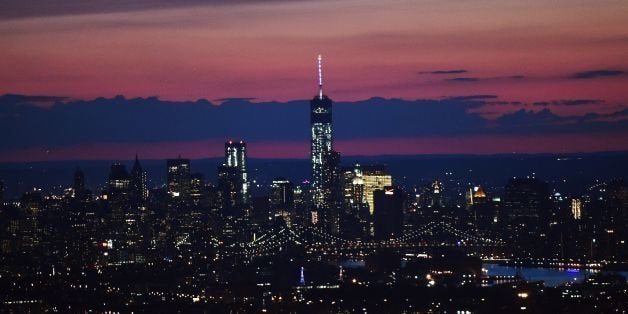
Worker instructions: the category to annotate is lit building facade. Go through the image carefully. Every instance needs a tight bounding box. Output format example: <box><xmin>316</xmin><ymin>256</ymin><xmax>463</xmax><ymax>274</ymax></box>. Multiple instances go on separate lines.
<box><xmin>106</xmin><ymin>163</ymin><xmax>135</xmax><ymax>262</ymax></box>
<box><xmin>466</xmin><ymin>186</ymin><xmax>488</xmax><ymax>209</ymax></box>
<box><xmin>270</xmin><ymin>177</ymin><xmax>294</xmax><ymax>225</ymax></box>
<box><xmin>224</xmin><ymin>140</ymin><xmax>249</xmax><ymax>204</ymax></box>
<box><xmin>218</xmin><ymin>141</ymin><xmax>251</xmax><ymax>243</ymax></box>
<box><xmin>311</xmin><ymin>92</ymin><xmax>333</xmax><ymax>208</ymax></box>
<box><xmin>108</xmin><ymin>163</ymin><xmax>131</xmax><ymax>225</ymax></box>
<box><xmin>167</xmin><ymin>157</ymin><xmax>191</xmax><ymax>203</ymax></box>
<box><xmin>310</xmin><ymin>55</ymin><xmax>341</xmax><ymax>233</ymax></box>
<box><xmin>362</xmin><ymin>165</ymin><xmax>392</xmax><ymax>215</ymax></box>
<box><xmin>339</xmin><ymin>164</ymin><xmax>371</xmax><ymax>239</ymax></box>
<box><xmin>190</xmin><ymin>173</ymin><xmax>205</xmax><ymax>206</ymax></box>
<box><xmin>341</xmin><ymin>164</ymin><xmax>367</xmax><ymax>207</ymax></box>
<box><xmin>293</xmin><ymin>180</ymin><xmax>312</xmax><ymax>226</ymax></box>
<box><xmin>571</xmin><ymin>198</ymin><xmax>582</xmax><ymax>220</ymax></box>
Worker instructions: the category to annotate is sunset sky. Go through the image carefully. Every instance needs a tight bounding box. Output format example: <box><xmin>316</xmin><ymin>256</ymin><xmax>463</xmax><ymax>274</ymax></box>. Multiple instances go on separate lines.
<box><xmin>1</xmin><ymin>0</ymin><xmax>627</xmax><ymax>161</ymax></box>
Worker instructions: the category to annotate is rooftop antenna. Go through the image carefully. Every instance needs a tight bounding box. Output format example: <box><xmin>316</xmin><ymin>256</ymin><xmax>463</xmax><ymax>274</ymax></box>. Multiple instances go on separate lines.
<box><xmin>317</xmin><ymin>54</ymin><xmax>323</xmax><ymax>99</ymax></box>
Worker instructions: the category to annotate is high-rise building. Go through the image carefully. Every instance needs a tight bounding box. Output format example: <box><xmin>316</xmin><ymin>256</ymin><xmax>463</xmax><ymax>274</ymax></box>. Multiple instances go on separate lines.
<box><xmin>218</xmin><ymin>141</ymin><xmax>250</xmax><ymax>210</ymax></box>
<box><xmin>167</xmin><ymin>157</ymin><xmax>191</xmax><ymax>204</ymax></box>
<box><xmin>599</xmin><ymin>179</ymin><xmax>628</xmax><ymax>259</ymax></box>
<box><xmin>571</xmin><ymin>198</ymin><xmax>582</xmax><ymax>220</ymax></box>
<box><xmin>226</xmin><ymin>141</ymin><xmax>246</xmax><ymax>169</ymax></box>
<box><xmin>311</xmin><ymin>149</ymin><xmax>342</xmax><ymax>234</ymax></box>
<box><xmin>362</xmin><ymin>165</ymin><xmax>392</xmax><ymax>215</ymax></box>
<box><xmin>20</xmin><ymin>190</ymin><xmax>43</xmax><ymax>254</ymax></box>
<box><xmin>176</xmin><ymin>172</ymin><xmax>208</xmax><ymax>253</ymax></box>
<box><xmin>190</xmin><ymin>173</ymin><xmax>205</xmax><ymax>206</ymax></box>
<box><xmin>108</xmin><ymin>161</ymin><xmax>146</xmax><ymax>264</ymax></box>
<box><xmin>502</xmin><ymin>177</ymin><xmax>553</xmax><ymax>258</ymax></box>
<box><xmin>218</xmin><ymin>166</ymin><xmax>240</xmax><ymax>210</ymax></box>
<box><xmin>130</xmin><ymin>155</ymin><xmax>149</xmax><ymax>205</ymax></box>
<box><xmin>217</xmin><ymin>142</ymin><xmax>251</xmax><ymax>243</ymax></box>
<box><xmin>270</xmin><ymin>177</ymin><xmax>294</xmax><ymax>211</ymax></box>
<box><xmin>270</xmin><ymin>177</ymin><xmax>294</xmax><ymax>225</ymax></box>
<box><xmin>224</xmin><ymin>140</ymin><xmax>249</xmax><ymax>204</ymax></box>
<box><xmin>68</xmin><ymin>168</ymin><xmax>98</xmax><ymax>266</ymax></box>
<box><xmin>339</xmin><ymin>164</ymin><xmax>371</xmax><ymax>239</ymax></box>
<box><xmin>310</xmin><ymin>55</ymin><xmax>343</xmax><ymax>234</ymax></box>
<box><xmin>311</xmin><ymin>55</ymin><xmax>334</xmax><ymax>211</ymax></box>
<box><xmin>503</xmin><ymin>177</ymin><xmax>551</xmax><ymax>220</ymax></box>
<box><xmin>466</xmin><ymin>186</ymin><xmax>488</xmax><ymax>209</ymax></box>
<box><xmin>106</xmin><ymin>163</ymin><xmax>133</xmax><ymax>261</ymax></box>
<box><xmin>416</xmin><ymin>181</ymin><xmax>445</xmax><ymax>210</ymax></box>
<box><xmin>341</xmin><ymin>164</ymin><xmax>369</xmax><ymax>208</ymax></box>
<box><xmin>108</xmin><ymin>163</ymin><xmax>131</xmax><ymax>225</ymax></box>
<box><xmin>293</xmin><ymin>184</ymin><xmax>305</xmax><ymax>210</ymax></box>
<box><xmin>463</xmin><ymin>185</ymin><xmax>496</xmax><ymax>230</ymax></box>
<box><xmin>373</xmin><ymin>186</ymin><xmax>405</xmax><ymax>240</ymax></box>
<box><xmin>293</xmin><ymin>180</ymin><xmax>312</xmax><ymax>226</ymax></box>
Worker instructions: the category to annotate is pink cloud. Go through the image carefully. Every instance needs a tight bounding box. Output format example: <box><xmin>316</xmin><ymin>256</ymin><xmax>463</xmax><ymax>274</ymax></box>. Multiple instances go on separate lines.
<box><xmin>1</xmin><ymin>1</ymin><xmax>627</xmax><ymax>108</ymax></box>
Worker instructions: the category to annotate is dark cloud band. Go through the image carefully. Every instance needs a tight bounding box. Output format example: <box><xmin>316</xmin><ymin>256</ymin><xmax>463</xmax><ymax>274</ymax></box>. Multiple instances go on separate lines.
<box><xmin>419</xmin><ymin>69</ymin><xmax>468</xmax><ymax>74</ymax></box>
<box><xmin>1</xmin><ymin>94</ymin><xmax>627</xmax><ymax>154</ymax></box>
<box><xmin>0</xmin><ymin>0</ymin><xmax>295</xmax><ymax>19</ymax></box>
<box><xmin>571</xmin><ymin>70</ymin><xmax>625</xmax><ymax>79</ymax></box>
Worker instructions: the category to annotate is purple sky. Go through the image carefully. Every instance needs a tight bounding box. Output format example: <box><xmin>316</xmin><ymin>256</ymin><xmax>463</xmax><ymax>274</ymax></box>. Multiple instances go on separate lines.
<box><xmin>1</xmin><ymin>0</ymin><xmax>627</xmax><ymax>160</ymax></box>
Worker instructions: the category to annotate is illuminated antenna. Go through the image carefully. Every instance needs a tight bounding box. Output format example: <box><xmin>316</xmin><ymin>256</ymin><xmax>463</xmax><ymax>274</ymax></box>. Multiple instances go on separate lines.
<box><xmin>317</xmin><ymin>54</ymin><xmax>323</xmax><ymax>99</ymax></box>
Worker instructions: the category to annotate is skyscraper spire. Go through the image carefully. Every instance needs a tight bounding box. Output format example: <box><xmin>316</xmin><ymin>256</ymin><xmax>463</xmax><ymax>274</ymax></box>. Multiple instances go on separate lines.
<box><xmin>310</xmin><ymin>54</ymin><xmax>338</xmax><ymax>235</ymax></box>
<box><xmin>317</xmin><ymin>54</ymin><xmax>323</xmax><ymax>99</ymax></box>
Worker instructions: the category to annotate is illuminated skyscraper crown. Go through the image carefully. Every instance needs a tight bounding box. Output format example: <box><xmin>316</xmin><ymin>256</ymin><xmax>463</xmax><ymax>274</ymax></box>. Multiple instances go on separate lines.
<box><xmin>318</xmin><ymin>54</ymin><xmax>323</xmax><ymax>99</ymax></box>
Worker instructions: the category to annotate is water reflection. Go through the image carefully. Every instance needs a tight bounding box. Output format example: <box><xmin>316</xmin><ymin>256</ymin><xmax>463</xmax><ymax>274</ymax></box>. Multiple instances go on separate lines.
<box><xmin>483</xmin><ymin>263</ymin><xmax>628</xmax><ymax>287</ymax></box>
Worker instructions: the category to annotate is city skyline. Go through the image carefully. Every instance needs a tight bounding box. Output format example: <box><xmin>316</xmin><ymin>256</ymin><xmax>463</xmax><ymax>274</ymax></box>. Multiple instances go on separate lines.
<box><xmin>1</xmin><ymin>2</ymin><xmax>627</xmax><ymax>311</ymax></box>
<box><xmin>1</xmin><ymin>122</ymin><xmax>626</xmax><ymax>312</ymax></box>
<box><xmin>1</xmin><ymin>1</ymin><xmax>628</xmax><ymax>161</ymax></box>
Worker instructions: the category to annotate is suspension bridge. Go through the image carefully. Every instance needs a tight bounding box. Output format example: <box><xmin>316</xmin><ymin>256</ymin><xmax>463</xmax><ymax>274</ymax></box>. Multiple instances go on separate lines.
<box><xmin>213</xmin><ymin>221</ymin><xmax>505</xmax><ymax>258</ymax></box>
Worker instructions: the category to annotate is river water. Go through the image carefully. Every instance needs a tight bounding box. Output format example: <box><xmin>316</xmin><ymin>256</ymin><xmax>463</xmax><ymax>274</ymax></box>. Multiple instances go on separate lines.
<box><xmin>483</xmin><ymin>263</ymin><xmax>628</xmax><ymax>287</ymax></box>
<box><xmin>336</xmin><ymin>260</ymin><xmax>627</xmax><ymax>287</ymax></box>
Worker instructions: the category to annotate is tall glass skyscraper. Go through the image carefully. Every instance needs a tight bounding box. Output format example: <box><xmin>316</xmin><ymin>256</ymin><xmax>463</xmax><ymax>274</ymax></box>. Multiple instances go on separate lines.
<box><xmin>310</xmin><ymin>55</ymin><xmax>341</xmax><ymax>234</ymax></box>
<box><xmin>311</xmin><ymin>55</ymin><xmax>333</xmax><ymax>210</ymax></box>
<box><xmin>224</xmin><ymin>140</ymin><xmax>249</xmax><ymax>205</ymax></box>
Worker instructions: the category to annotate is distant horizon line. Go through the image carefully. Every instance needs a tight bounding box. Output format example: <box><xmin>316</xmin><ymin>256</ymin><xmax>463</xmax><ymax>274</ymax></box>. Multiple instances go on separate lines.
<box><xmin>1</xmin><ymin>150</ymin><xmax>627</xmax><ymax>165</ymax></box>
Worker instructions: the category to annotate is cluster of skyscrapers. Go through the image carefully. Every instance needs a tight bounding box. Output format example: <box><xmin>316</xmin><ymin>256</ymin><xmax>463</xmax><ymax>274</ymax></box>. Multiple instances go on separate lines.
<box><xmin>308</xmin><ymin>56</ymin><xmax>402</xmax><ymax>239</ymax></box>
<box><xmin>0</xmin><ymin>56</ymin><xmax>627</xmax><ymax>312</ymax></box>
